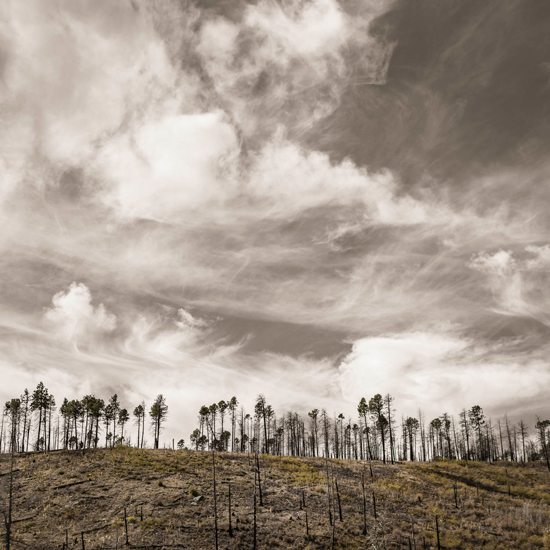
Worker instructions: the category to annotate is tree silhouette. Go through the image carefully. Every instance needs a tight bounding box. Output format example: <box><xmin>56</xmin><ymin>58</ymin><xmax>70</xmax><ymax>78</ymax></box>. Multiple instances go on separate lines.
<box><xmin>357</xmin><ymin>398</ymin><xmax>373</xmax><ymax>461</ymax></box>
<box><xmin>133</xmin><ymin>403</ymin><xmax>145</xmax><ymax>449</ymax></box>
<box><xmin>31</xmin><ymin>382</ymin><xmax>49</xmax><ymax>451</ymax></box>
<box><xmin>20</xmin><ymin>389</ymin><xmax>30</xmax><ymax>453</ymax></box>
<box><xmin>255</xmin><ymin>395</ymin><xmax>269</xmax><ymax>454</ymax></box>
<box><xmin>405</xmin><ymin>417</ymin><xmax>419</xmax><ymax>461</ymax></box>
<box><xmin>150</xmin><ymin>395</ymin><xmax>168</xmax><ymax>449</ymax></box>
<box><xmin>109</xmin><ymin>395</ymin><xmax>120</xmax><ymax>446</ymax></box>
<box><xmin>308</xmin><ymin>409</ymin><xmax>319</xmax><ymax>457</ymax></box>
<box><xmin>228</xmin><ymin>397</ymin><xmax>238</xmax><ymax>452</ymax></box>
<box><xmin>119</xmin><ymin>409</ymin><xmax>129</xmax><ymax>444</ymax></box>
<box><xmin>369</xmin><ymin>394</ymin><xmax>387</xmax><ymax>464</ymax></box>
<box><xmin>535</xmin><ymin>418</ymin><xmax>550</xmax><ymax>472</ymax></box>
<box><xmin>469</xmin><ymin>406</ymin><xmax>486</xmax><ymax>461</ymax></box>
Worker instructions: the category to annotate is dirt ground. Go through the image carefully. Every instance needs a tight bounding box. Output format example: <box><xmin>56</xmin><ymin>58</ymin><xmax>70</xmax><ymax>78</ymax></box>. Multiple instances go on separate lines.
<box><xmin>1</xmin><ymin>447</ymin><xmax>550</xmax><ymax>549</ymax></box>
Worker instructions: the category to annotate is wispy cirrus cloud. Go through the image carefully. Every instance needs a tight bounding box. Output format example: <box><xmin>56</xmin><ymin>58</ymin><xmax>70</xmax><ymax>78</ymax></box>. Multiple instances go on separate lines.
<box><xmin>197</xmin><ymin>0</ymin><xmax>394</xmax><ymax>139</ymax></box>
<box><xmin>469</xmin><ymin>245</ymin><xmax>550</xmax><ymax>326</ymax></box>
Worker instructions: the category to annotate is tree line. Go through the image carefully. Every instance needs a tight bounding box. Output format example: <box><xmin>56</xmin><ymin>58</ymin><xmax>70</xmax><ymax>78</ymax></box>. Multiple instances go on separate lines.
<box><xmin>2</xmin><ymin>382</ymin><xmax>168</xmax><ymax>453</ymax></box>
<box><xmin>191</xmin><ymin>394</ymin><xmax>550</xmax><ymax>469</ymax></box>
<box><xmin>3</xmin><ymin>384</ymin><xmax>550</xmax><ymax>469</ymax></box>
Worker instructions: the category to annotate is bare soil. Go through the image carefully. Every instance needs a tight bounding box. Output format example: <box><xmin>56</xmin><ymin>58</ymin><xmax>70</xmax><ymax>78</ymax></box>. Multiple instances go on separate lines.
<box><xmin>1</xmin><ymin>447</ymin><xmax>550</xmax><ymax>549</ymax></box>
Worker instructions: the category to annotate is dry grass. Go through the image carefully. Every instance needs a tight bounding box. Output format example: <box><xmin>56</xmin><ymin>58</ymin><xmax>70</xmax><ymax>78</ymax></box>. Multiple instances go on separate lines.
<box><xmin>1</xmin><ymin>448</ymin><xmax>550</xmax><ymax>549</ymax></box>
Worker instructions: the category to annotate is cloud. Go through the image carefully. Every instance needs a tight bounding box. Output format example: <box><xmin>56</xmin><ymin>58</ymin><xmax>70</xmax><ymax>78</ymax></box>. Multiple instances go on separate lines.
<box><xmin>336</xmin><ymin>329</ymin><xmax>550</xmax><ymax>420</ymax></box>
<box><xmin>337</xmin><ymin>331</ymin><xmax>467</xmax><ymax>405</ymax></box>
<box><xmin>97</xmin><ymin>117</ymin><xmax>436</xmax><ymax>228</ymax></box>
<box><xmin>197</xmin><ymin>0</ymin><xmax>394</xmax><ymax>138</ymax></box>
<box><xmin>469</xmin><ymin>246</ymin><xmax>550</xmax><ymax>324</ymax></box>
<box><xmin>525</xmin><ymin>244</ymin><xmax>550</xmax><ymax>270</ymax></box>
<box><xmin>176</xmin><ymin>308</ymin><xmax>209</xmax><ymax>330</ymax></box>
<box><xmin>2</xmin><ymin>0</ymin><xmax>550</xmax><ymax>446</ymax></box>
<box><xmin>97</xmin><ymin>111</ymin><xmax>239</xmax><ymax>221</ymax></box>
<box><xmin>247</xmin><ymin>137</ymin><xmax>430</xmax><ymax>223</ymax></box>
<box><xmin>469</xmin><ymin>249</ymin><xmax>517</xmax><ymax>276</ymax></box>
<box><xmin>122</xmin><ymin>307</ymin><xmax>223</xmax><ymax>366</ymax></box>
<box><xmin>44</xmin><ymin>283</ymin><xmax>116</xmax><ymax>346</ymax></box>
<box><xmin>245</xmin><ymin>0</ymin><xmax>348</xmax><ymax>58</ymax></box>
<box><xmin>0</xmin><ymin>0</ymin><xmax>196</xmax><ymax>211</ymax></box>
<box><xmin>0</xmin><ymin>0</ymin><xmax>399</xmax><ymax>229</ymax></box>
<box><xmin>469</xmin><ymin>249</ymin><xmax>523</xmax><ymax>313</ymax></box>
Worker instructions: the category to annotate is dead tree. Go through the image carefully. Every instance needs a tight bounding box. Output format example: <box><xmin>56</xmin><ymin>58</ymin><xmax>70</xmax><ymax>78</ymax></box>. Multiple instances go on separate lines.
<box><xmin>255</xmin><ymin>452</ymin><xmax>264</xmax><ymax>507</ymax></box>
<box><xmin>324</xmin><ymin>456</ymin><xmax>333</xmax><ymax>526</ymax></box>
<box><xmin>330</xmin><ymin>479</ymin><xmax>337</xmax><ymax>550</ymax></box>
<box><xmin>334</xmin><ymin>479</ymin><xmax>343</xmax><ymax>522</ymax></box>
<box><xmin>361</xmin><ymin>473</ymin><xmax>367</xmax><ymax>535</ymax></box>
<box><xmin>228</xmin><ymin>482</ymin><xmax>233</xmax><ymax>537</ymax></box>
<box><xmin>123</xmin><ymin>507</ymin><xmax>129</xmax><ymax>546</ymax></box>
<box><xmin>4</xmin><ymin>412</ymin><xmax>17</xmax><ymax>550</ymax></box>
<box><xmin>253</xmin><ymin>465</ymin><xmax>257</xmax><ymax>550</ymax></box>
<box><xmin>453</xmin><ymin>483</ymin><xmax>458</xmax><ymax>509</ymax></box>
<box><xmin>212</xmin><ymin>451</ymin><xmax>219</xmax><ymax>550</ymax></box>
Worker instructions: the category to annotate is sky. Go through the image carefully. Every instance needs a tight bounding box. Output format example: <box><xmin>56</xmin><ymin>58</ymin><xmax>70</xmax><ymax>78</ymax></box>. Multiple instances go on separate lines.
<box><xmin>2</xmin><ymin>0</ymin><xmax>550</xmax><ymax>445</ymax></box>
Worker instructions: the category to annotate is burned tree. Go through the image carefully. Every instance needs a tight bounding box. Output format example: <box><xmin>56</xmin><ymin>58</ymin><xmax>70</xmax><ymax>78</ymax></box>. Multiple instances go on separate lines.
<box><xmin>150</xmin><ymin>395</ymin><xmax>168</xmax><ymax>450</ymax></box>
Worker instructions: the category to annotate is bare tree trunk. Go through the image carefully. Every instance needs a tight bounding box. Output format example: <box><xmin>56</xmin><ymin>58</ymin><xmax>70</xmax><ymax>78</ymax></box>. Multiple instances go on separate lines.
<box><xmin>253</xmin><ymin>464</ymin><xmax>257</xmax><ymax>550</ymax></box>
<box><xmin>5</xmin><ymin>423</ymin><xmax>16</xmax><ymax>550</ymax></box>
<box><xmin>505</xmin><ymin>416</ymin><xmax>515</xmax><ymax>462</ymax></box>
<box><xmin>228</xmin><ymin>482</ymin><xmax>233</xmax><ymax>537</ymax></box>
<box><xmin>385</xmin><ymin>394</ymin><xmax>395</xmax><ymax>464</ymax></box>
<box><xmin>361</xmin><ymin>473</ymin><xmax>367</xmax><ymax>535</ymax></box>
<box><xmin>498</xmin><ymin>420</ymin><xmax>505</xmax><ymax>459</ymax></box>
<box><xmin>255</xmin><ymin>452</ymin><xmax>264</xmax><ymax>506</ymax></box>
<box><xmin>0</xmin><ymin>410</ymin><xmax>4</xmax><ymax>454</ymax></box>
<box><xmin>335</xmin><ymin>479</ymin><xmax>343</xmax><ymax>522</ymax></box>
<box><xmin>325</xmin><ymin>455</ymin><xmax>332</xmax><ymax>526</ymax></box>
<box><xmin>212</xmin><ymin>451</ymin><xmax>218</xmax><ymax>550</ymax></box>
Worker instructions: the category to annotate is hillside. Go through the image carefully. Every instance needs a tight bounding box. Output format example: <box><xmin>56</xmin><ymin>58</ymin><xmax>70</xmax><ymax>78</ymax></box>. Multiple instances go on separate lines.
<box><xmin>2</xmin><ymin>448</ymin><xmax>550</xmax><ymax>549</ymax></box>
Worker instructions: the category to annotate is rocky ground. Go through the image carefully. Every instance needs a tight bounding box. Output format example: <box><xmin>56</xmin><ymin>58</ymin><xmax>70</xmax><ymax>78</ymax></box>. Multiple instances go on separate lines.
<box><xmin>1</xmin><ymin>447</ymin><xmax>550</xmax><ymax>549</ymax></box>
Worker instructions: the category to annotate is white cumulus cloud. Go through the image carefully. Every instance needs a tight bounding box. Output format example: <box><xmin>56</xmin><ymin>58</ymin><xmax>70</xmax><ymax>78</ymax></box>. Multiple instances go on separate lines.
<box><xmin>336</xmin><ymin>330</ymin><xmax>550</xmax><ymax>419</ymax></box>
<box><xmin>97</xmin><ymin>112</ymin><xmax>239</xmax><ymax>221</ymax></box>
<box><xmin>44</xmin><ymin>283</ymin><xmax>116</xmax><ymax>345</ymax></box>
<box><xmin>247</xmin><ymin>137</ymin><xmax>431</xmax><ymax>224</ymax></box>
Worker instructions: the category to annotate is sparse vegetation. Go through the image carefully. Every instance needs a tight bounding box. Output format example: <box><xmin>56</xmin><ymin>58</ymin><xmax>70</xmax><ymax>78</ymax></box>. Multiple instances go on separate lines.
<box><xmin>1</xmin><ymin>448</ymin><xmax>550</xmax><ymax>549</ymax></box>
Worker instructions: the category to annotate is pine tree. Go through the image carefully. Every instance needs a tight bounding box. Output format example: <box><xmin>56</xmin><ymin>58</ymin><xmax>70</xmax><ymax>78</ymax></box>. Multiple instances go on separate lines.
<box><xmin>119</xmin><ymin>409</ymin><xmax>129</xmax><ymax>444</ymax></box>
<box><xmin>133</xmin><ymin>404</ymin><xmax>144</xmax><ymax>448</ymax></box>
<box><xmin>31</xmin><ymin>382</ymin><xmax>49</xmax><ymax>451</ymax></box>
<box><xmin>150</xmin><ymin>395</ymin><xmax>168</xmax><ymax>449</ymax></box>
<box><xmin>469</xmin><ymin>406</ymin><xmax>486</xmax><ymax>461</ymax></box>
<box><xmin>369</xmin><ymin>394</ymin><xmax>387</xmax><ymax>464</ymax></box>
